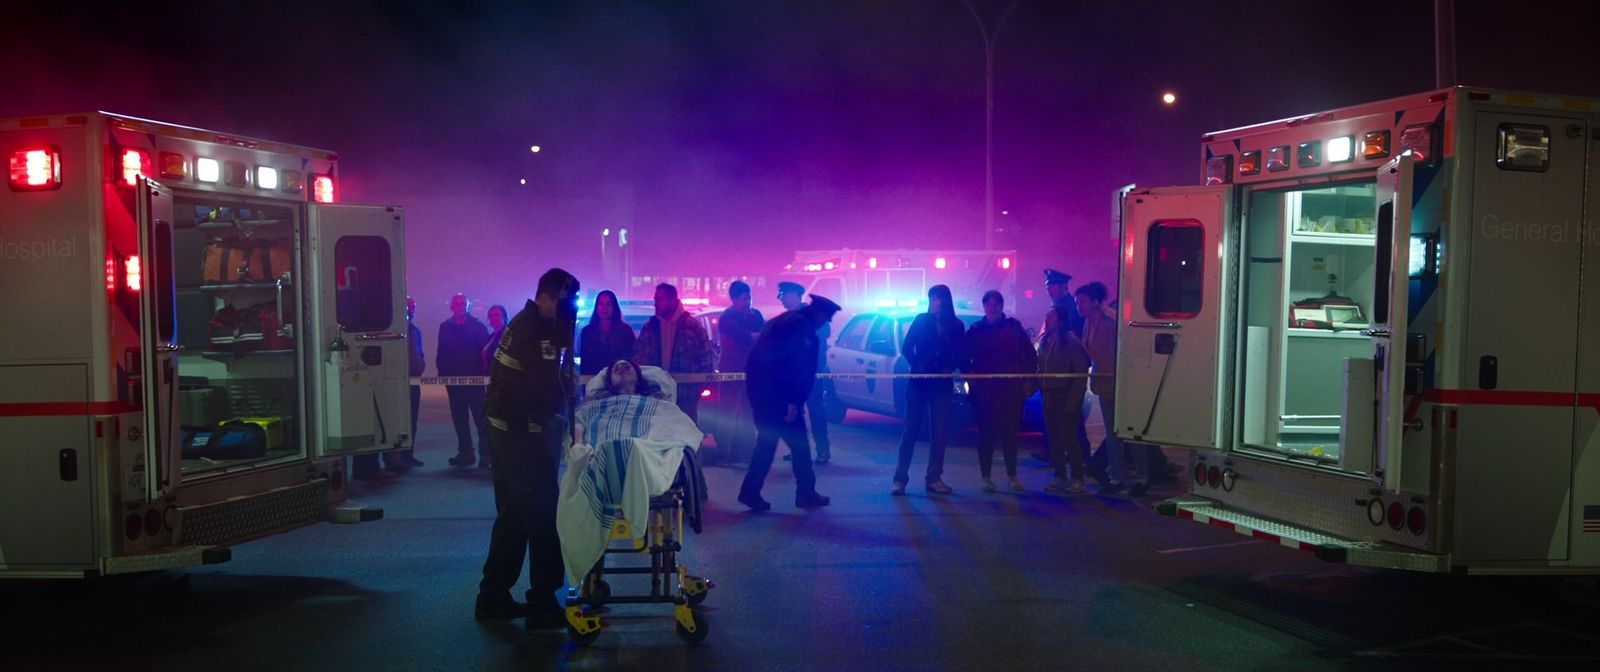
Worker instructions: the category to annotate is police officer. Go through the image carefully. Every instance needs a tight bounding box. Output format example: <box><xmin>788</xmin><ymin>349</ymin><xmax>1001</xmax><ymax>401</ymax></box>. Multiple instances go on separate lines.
<box><xmin>475</xmin><ymin>268</ymin><xmax>580</xmax><ymax>630</ymax></box>
<box><xmin>776</xmin><ymin>281</ymin><xmax>833</xmax><ymax>464</ymax></box>
<box><xmin>739</xmin><ymin>295</ymin><xmax>841</xmax><ymax>511</ymax></box>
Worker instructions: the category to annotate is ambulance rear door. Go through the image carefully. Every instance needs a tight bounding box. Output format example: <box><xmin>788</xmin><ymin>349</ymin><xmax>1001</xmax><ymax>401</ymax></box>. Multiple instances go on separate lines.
<box><xmin>136</xmin><ymin>177</ymin><xmax>181</xmax><ymax>498</ymax></box>
<box><xmin>306</xmin><ymin>204</ymin><xmax>409</xmax><ymax>457</ymax></box>
<box><xmin>1116</xmin><ymin>186</ymin><xmax>1232</xmax><ymax>449</ymax></box>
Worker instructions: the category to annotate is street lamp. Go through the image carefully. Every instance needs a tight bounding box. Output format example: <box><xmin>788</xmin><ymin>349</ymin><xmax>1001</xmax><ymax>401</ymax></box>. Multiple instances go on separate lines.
<box><xmin>963</xmin><ymin>0</ymin><xmax>1020</xmax><ymax>252</ymax></box>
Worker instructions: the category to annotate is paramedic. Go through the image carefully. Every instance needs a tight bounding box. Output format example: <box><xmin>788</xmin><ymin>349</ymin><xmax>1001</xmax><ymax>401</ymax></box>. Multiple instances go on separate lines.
<box><xmin>476</xmin><ymin>268</ymin><xmax>580</xmax><ymax>629</ymax></box>
<box><xmin>738</xmin><ymin>295</ymin><xmax>841</xmax><ymax>511</ymax></box>
<box><xmin>439</xmin><ymin>293</ymin><xmax>491</xmax><ymax>467</ymax></box>
<box><xmin>891</xmin><ymin>284</ymin><xmax>965</xmax><ymax>496</ymax></box>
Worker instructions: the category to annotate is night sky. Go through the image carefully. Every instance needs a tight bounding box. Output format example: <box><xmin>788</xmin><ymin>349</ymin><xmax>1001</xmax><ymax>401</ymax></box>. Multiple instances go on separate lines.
<box><xmin>5</xmin><ymin>0</ymin><xmax>1598</xmax><ymax>325</ymax></box>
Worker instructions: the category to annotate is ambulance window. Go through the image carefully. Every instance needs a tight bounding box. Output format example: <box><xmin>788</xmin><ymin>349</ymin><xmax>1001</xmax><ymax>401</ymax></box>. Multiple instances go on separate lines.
<box><xmin>333</xmin><ymin>236</ymin><xmax>393</xmax><ymax>332</ymax></box>
<box><xmin>1145</xmin><ymin>220</ymin><xmax>1205</xmax><ymax>319</ymax></box>
<box><xmin>836</xmin><ymin>315</ymin><xmax>872</xmax><ymax>350</ymax></box>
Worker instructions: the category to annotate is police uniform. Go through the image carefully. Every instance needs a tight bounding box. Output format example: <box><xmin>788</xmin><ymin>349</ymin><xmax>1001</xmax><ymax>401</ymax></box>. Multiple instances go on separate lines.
<box><xmin>477</xmin><ymin>298</ymin><xmax>572</xmax><ymax>621</ymax></box>
<box><xmin>1044</xmin><ymin>269</ymin><xmax>1085</xmax><ymax>337</ymax></box>
<box><xmin>776</xmin><ymin>281</ymin><xmax>833</xmax><ymax>462</ymax></box>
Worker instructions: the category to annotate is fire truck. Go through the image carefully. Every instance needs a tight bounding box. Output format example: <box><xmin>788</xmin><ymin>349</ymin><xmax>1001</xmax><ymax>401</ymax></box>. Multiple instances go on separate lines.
<box><xmin>787</xmin><ymin>248</ymin><xmax>1018</xmax><ymax>313</ymax></box>
<box><xmin>1</xmin><ymin>113</ymin><xmax>407</xmax><ymax>578</ymax></box>
<box><xmin>1120</xmin><ymin>87</ymin><xmax>1600</xmax><ymax>574</ymax></box>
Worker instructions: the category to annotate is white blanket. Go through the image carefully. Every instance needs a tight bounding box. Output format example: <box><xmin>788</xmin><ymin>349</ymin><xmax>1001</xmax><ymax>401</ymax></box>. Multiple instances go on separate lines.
<box><xmin>556</xmin><ymin>392</ymin><xmax>703</xmax><ymax>585</ymax></box>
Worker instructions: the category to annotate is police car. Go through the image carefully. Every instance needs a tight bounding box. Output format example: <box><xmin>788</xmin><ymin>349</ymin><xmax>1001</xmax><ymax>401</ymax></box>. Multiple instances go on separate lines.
<box><xmin>826</xmin><ymin>308</ymin><xmax>983</xmax><ymax>419</ymax></box>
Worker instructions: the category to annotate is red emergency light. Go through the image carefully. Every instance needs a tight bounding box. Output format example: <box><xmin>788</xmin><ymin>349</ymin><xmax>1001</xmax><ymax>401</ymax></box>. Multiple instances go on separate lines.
<box><xmin>125</xmin><ymin>255</ymin><xmax>142</xmax><ymax>292</ymax></box>
<box><xmin>313</xmin><ymin>175</ymin><xmax>335</xmax><ymax>203</ymax></box>
<box><xmin>120</xmin><ymin>148</ymin><xmax>151</xmax><ymax>188</ymax></box>
<box><xmin>8</xmin><ymin>146</ymin><xmax>62</xmax><ymax>191</ymax></box>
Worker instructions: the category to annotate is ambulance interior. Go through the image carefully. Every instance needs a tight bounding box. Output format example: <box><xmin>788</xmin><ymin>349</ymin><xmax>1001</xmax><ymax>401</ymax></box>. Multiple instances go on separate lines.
<box><xmin>171</xmin><ymin>197</ymin><xmax>305</xmax><ymax>475</ymax></box>
<box><xmin>1239</xmin><ymin>182</ymin><xmax>1377</xmax><ymax>468</ymax></box>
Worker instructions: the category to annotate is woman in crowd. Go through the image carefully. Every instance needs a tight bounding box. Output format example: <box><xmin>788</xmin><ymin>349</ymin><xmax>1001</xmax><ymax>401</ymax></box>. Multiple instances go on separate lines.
<box><xmin>579</xmin><ymin>290</ymin><xmax>636</xmax><ymax>376</ymax></box>
<box><xmin>891</xmin><ymin>284</ymin><xmax>966</xmax><ymax>496</ymax></box>
<box><xmin>1037</xmin><ymin>304</ymin><xmax>1091</xmax><ymax>495</ymax></box>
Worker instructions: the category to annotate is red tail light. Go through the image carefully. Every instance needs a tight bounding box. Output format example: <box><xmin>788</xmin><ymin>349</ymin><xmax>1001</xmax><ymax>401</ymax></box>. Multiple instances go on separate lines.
<box><xmin>124</xmin><ymin>513</ymin><xmax>142</xmax><ymax>541</ymax></box>
<box><xmin>313</xmin><ymin>175</ymin><xmax>335</xmax><ymax>203</ymax></box>
<box><xmin>700</xmin><ymin>388</ymin><xmax>712</xmax><ymax>399</ymax></box>
<box><xmin>126</xmin><ymin>255</ymin><xmax>142</xmax><ymax>292</ymax></box>
<box><xmin>1387</xmin><ymin>502</ymin><xmax>1405</xmax><ymax>531</ymax></box>
<box><xmin>144</xmin><ymin>508</ymin><xmax>162</xmax><ymax>537</ymax></box>
<box><xmin>8</xmin><ymin>146</ymin><xmax>62</xmax><ymax>191</ymax></box>
<box><xmin>1193</xmin><ymin>464</ymin><xmax>1207</xmax><ymax>486</ymax></box>
<box><xmin>1207</xmin><ymin>466</ymin><xmax>1222</xmax><ymax>489</ymax></box>
<box><xmin>120</xmin><ymin>148</ymin><xmax>151</xmax><ymax>187</ymax></box>
<box><xmin>1407</xmin><ymin>506</ymin><xmax>1426</xmax><ymax>535</ymax></box>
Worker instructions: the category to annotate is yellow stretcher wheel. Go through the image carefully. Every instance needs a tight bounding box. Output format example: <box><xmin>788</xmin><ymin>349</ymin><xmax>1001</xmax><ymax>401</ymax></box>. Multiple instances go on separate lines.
<box><xmin>682</xmin><ymin>574</ymin><xmax>711</xmax><ymax>606</ymax></box>
<box><xmin>566</xmin><ymin>607</ymin><xmax>603</xmax><ymax>646</ymax></box>
<box><xmin>674</xmin><ymin>607</ymin><xmax>709</xmax><ymax>644</ymax></box>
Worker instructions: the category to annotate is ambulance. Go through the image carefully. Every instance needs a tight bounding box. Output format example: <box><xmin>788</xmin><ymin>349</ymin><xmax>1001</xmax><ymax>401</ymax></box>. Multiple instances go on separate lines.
<box><xmin>787</xmin><ymin>248</ymin><xmax>1018</xmax><ymax>314</ymax></box>
<box><xmin>1</xmin><ymin>113</ymin><xmax>408</xmax><ymax>578</ymax></box>
<box><xmin>1120</xmin><ymin>87</ymin><xmax>1600</xmax><ymax>574</ymax></box>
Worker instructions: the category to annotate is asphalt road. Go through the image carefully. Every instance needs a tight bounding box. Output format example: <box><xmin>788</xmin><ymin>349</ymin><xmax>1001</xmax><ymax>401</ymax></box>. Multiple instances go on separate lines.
<box><xmin>5</xmin><ymin>393</ymin><xmax>1599</xmax><ymax>671</ymax></box>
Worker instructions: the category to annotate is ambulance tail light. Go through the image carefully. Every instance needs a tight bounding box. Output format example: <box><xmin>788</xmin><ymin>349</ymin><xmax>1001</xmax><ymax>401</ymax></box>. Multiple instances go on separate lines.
<box><xmin>1194</xmin><ymin>464</ymin><xmax>1207</xmax><ymax>486</ymax></box>
<box><xmin>8</xmin><ymin>146</ymin><xmax>62</xmax><ymax>191</ymax></box>
<box><xmin>1204</xmin><ymin>155</ymin><xmax>1232</xmax><ymax>185</ymax></box>
<box><xmin>125</xmin><ymin>513</ymin><xmax>142</xmax><ymax>541</ymax></box>
<box><xmin>1361</xmin><ymin>131</ymin><xmax>1390</xmax><ymax>159</ymax></box>
<box><xmin>119</xmin><ymin>148</ymin><xmax>152</xmax><ymax>187</ymax></box>
<box><xmin>1207</xmin><ymin>466</ymin><xmax>1222</xmax><ymax>489</ymax></box>
<box><xmin>1387</xmin><ymin>501</ymin><xmax>1405</xmax><ymax>531</ymax></box>
<box><xmin>159</xmin><ymin>152</ymin><xmax>187</xmax><ymax>180</ymax></box>
<box><xmin>1407</xmin><ymin>506</ymin><xmax>1426</xmax><ymax>536</ymax></box>
<box><xmin>1399</xmin><ymin>124</ymin><xmax>1437</xmax><ymax>165</ymax></box>
<box><xmin>313</xmin><ymin>175</ymin><xmax>335</xmax><ymax>203</ymax></box>
<box><xmin>126</xmin><ymin>255</ymin><xmax>142</xmax><ymax>292</ymax></box>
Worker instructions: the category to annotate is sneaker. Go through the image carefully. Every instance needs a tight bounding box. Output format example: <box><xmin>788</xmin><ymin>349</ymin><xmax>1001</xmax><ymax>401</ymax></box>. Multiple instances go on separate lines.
<box><xmin>795</xmin><ymin>492</ymin><xmax>831</xmax><ymax>508</ymax></box>
<box><xmin>890</xmin><ymin>482</ymin><xmax>906</xmax><ymax>496</ymax></box>
<box><xmin>1129</xmin><ymin>481</ymin><xmax>1149</xmax><ymax>497</ymax></box>
<box><xmin>1044</xmin><ymin>477</ymin><xmax>1071</xmax><ymax>493</ymax></box>
<box><xmin>737</xmin><ymin>492</ymin><xmax>772</xmax><ymax>512</ymax></box>
<box><xmin>474</xmin><ymin>595</ymin><xmax>527</xmax><ymax>621</ymax></box>
<box><xmin>448</xmin><ymin>454</ymin><xmax>476</xmax><ymax>468</ymax></box>
<box><xmin>981</xmin><ymin>478</ymin><xmax>996</xmax><ymax>493</ymax></box>
<box><xmin>925</xmin><ymin>480</ymin><xmax>953</xmax><ymax>495</ymax></box>
<box><xmin>1009</xmin><ymin>478</ymin><xmax>1025</xmax><ymax>492</ymax></box>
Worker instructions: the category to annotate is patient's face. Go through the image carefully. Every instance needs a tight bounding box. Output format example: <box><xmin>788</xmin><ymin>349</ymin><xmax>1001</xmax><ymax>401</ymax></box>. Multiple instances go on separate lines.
<box><xmin>612</xmin><ymin>364</ymin><xmax>639</xmax><ymax>394</ymax></box>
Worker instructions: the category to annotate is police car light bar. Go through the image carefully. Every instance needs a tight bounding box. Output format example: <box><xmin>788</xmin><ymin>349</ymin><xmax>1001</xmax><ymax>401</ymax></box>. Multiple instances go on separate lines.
<box><xmin>8</xmin><ymin>146</ymin><xmax>61</xmax><ymax>191</ymax></box>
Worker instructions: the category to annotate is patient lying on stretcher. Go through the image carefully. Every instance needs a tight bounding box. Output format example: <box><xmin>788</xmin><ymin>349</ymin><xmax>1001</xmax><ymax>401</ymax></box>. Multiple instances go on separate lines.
<box><xmin>557</xmin><ymin>360</ymin><xmax>704</xmax><ymax>584</ymax></box>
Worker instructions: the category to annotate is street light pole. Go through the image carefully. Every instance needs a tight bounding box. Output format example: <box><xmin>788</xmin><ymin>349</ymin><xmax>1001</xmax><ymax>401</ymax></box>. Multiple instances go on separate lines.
<box><xmin>964</xmin><ymin>0</ymin><xmax>1020</xmax><ymax>252</ymax></box>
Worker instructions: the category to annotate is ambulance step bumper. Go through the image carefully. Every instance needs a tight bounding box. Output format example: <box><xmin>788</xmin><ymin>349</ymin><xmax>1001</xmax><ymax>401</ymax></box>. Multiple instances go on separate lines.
<box><xmin>1156</xmin><ymin>496</ymin><xmax>1450</xmax><ymax>573</ymax></box>
<box><xmin>103</xmin><ymin>545</ymin><xmax>232</xmax><ymax>575</ymax></box>
<box><xmin>175</xmin><ymin>480</ymin><xmax>331</xmax><ymax>547</ymax></box>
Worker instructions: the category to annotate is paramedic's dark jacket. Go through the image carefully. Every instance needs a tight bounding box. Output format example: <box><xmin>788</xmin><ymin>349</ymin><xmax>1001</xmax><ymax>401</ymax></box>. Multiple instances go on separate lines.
<box><xmin>745</xmin><ymin>309</ymin><xmax>820</xmax><ymax>424</ymax></box>
<box><xmin>486</xmin><ymin>300</ymin><xmax>568</xmax><ymax>430</ymax></box>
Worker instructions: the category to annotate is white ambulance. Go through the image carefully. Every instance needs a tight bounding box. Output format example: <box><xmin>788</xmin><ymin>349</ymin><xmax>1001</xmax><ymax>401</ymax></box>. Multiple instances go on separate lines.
<box><xmin>1120</xmin><ymin>87</ymin><xmax>1600</xmax><ymax>574</ymax></box>
<box><xmin>1</xmin><ymin>113</ymin><xmax>408</xmax><ymax>578</ymax></box>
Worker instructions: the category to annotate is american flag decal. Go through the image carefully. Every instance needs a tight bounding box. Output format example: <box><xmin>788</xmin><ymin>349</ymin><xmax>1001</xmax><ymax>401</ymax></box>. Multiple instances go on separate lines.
<box><xmin>1585</xmin><ymin>505</ymin><xmax>1600</xmax><ymax>533</ymax></box>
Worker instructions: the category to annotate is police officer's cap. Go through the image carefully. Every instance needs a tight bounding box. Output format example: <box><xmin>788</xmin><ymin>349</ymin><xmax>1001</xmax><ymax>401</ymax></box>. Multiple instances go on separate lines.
<box><xmin>1044</xmin><ymin>269</ymin><xmax>1072</xmax><ymax>286</ymax></box>
<box><xmin>777</xmin><ymin>281</ymin><xmax>806</xmax><ymax>296</ymax></box>
<box><xmin>805</xmin><ymin>295</ymin><xmax>842</xmax><ymax>317</ymax></box>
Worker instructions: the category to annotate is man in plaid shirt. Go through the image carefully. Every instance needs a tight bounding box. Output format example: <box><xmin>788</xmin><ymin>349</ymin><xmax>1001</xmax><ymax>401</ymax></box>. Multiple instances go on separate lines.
<box><xmin>635</xmin><ymin>283</ymin><xmax>716</xmax><ymax>422</ymax></box>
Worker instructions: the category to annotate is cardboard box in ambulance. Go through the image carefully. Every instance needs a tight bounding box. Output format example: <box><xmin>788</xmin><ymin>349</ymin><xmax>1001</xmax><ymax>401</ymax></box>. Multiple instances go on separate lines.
<box><xmin>1118</xmin><ymin>88</ymin><xmax>1600</xmax><ymax>574</ymax></box>
<box><xmin>1</xmin><ymin>113</ymin><xmax>407</xmax><ymax>578</ymax></box>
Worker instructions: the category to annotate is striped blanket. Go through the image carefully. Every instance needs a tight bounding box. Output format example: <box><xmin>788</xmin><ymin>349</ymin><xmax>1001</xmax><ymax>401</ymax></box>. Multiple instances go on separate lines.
<box><xmin>556</xmin><ymin>393</ymin><xmax>704</xmax><ymax>585</ymax></box>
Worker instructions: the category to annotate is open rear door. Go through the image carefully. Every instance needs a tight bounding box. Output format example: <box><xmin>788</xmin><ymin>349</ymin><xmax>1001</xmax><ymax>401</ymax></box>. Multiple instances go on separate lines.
<box><xmin>307</xmin><ymin>204</ymin><xmax>409</xmax><ymax>457</ymax></box>
<box><xmin>1369</xmin><ymin>156</ymin><xmax>1413</xmax><ymax>490</ymax></box>
<box><xmin>1116</xmin><ymin>186</ymin><xmax>1231</xmax><ymax>449</ymax></box>
<box><xmin>135</xmin><ymin>177</ymin><xmax>181</xmax><ymax>498</ymax></box>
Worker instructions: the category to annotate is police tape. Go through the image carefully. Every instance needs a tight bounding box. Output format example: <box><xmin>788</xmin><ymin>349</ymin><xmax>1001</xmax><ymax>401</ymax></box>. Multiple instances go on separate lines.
<box><xmin>412</xmin><ymin>372</ymin><xmax>1104</xmax><ymax>386</ymax></box>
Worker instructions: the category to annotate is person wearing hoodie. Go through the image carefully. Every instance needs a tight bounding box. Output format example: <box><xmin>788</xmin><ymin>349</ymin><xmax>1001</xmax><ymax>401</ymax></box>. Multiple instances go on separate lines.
<box><xmin>634</xmin><ymin>283</ymin><xmax>716</xmax><ymax>422</ymax></box>
<box><xmin>891</xmin><ymin>284</ymin><xmax>966</xmax><ymax>495</ymax></box>
<box><xmin>964</xmin><ymin>290</ymin><xmax>1037</xmax><ymax>492</ymax></box>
